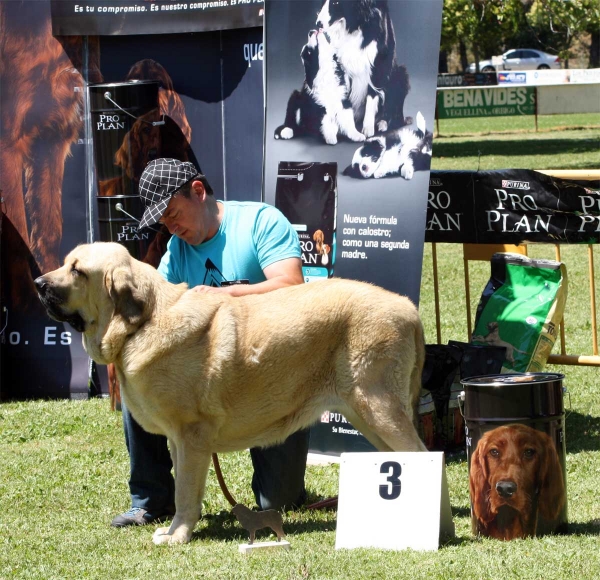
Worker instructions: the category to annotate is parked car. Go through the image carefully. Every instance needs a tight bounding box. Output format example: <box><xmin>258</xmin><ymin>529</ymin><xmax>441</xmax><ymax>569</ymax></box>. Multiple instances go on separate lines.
<box><xmin>468</xmin><ymin>49</ymin><xmax>561</xmax><ymax>73</ymax></box>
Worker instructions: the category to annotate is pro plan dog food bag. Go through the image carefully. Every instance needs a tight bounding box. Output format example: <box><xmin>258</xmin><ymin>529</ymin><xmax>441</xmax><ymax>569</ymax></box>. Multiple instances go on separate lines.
<box><xmin>471</xmin><ymin>253</ymin><xmax>568</xmax><ymax>373</ymax></box>
<box><xmin>275</xmin><ymin>162</ymin><xmax>337</xmax><ymax>282</ymax></box>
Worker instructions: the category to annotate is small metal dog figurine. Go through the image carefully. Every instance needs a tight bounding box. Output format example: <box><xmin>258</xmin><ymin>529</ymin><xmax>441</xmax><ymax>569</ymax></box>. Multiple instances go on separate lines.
<box><xmin>231</xmin><ymin>503</ymin><xmax>286</xmax><ymax>544</ymax></box>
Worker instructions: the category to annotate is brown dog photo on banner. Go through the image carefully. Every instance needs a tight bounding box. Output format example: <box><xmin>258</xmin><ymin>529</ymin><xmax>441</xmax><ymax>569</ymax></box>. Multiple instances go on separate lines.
<box><xmin>0</xmin><ymin>2</ymin><xmax>101</xmax><ymax>309</ymax></box>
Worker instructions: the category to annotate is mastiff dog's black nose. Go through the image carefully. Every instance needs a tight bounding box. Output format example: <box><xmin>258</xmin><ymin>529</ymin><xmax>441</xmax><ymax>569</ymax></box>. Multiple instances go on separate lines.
<box><xmin>34</xmin><ymin>276</ymin><xmax>48</xmax><ymax>295</ymax></box>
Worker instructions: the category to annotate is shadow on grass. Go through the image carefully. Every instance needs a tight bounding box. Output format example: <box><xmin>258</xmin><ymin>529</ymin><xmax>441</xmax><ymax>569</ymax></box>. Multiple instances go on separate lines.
<box><xmin>565</xmin><ymin>411</ymin><xmax>600</xmax><ymax>453</ymax></box>
<box><xmin>452</xmin><ymin>506</ymin><xmax>471</xmax><ymax>518</ymax></box>
<box><xmin>192</xmin><ymin>510</ymin><xmax>599</xmax><ymax>545</ymax></box>
<box><xmin>441</xmin><ymin>520</ymin><xmax>600</xmax><ymax>546</ymax></box>
<box><xmin>193</xmin><ymin>508</ymin><xmax>336</xmax><ymax>543</ymax></box>
<box><xmin>566</xmin><ymin>520</ymin><xmax>600</xmax><ymax>536</ymax></box>
<box><xmin>432</xmin><ymin>136</ymin><xmax>599</xmax><ymax>159</ymax></box>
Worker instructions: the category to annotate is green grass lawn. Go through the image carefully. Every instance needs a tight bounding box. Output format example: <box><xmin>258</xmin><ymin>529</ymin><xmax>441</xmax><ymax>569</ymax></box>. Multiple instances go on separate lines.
<box><xmin>433</xmin><ymin>113</ymin><xmax>600</xmax><ymax>171</ymax></box>
<box><xmin>1</xmin><ymin>113</ymin><xmax>599</xmax><ymax>579</ymax></box>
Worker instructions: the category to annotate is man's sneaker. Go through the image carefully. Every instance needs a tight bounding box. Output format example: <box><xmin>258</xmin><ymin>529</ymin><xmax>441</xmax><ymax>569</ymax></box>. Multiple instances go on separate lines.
<box><xmin>110</xmin><ymin>507</ymin><xmax>173</xmax><ymax>528</ymax></box>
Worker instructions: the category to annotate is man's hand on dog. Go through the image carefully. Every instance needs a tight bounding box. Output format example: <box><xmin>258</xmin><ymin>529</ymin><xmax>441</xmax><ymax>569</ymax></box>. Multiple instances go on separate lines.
<box><xmin>191</xmin><ymin>285</ymin><xmax>234</xmax><ymax>296</ymax></box>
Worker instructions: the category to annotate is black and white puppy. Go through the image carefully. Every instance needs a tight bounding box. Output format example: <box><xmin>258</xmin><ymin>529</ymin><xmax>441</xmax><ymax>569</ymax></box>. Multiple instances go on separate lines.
<box><xmin>274</xmin><ymin>30</ymin><xmax>365</xmax><ymax>145</ymax></box>
<box><xmin>343</xmin><ymin>111</ymin><xmax>433</xmax><ymax>179</ymax></box>
<box><xmin>316</xmin><ymin>0</ymin><xmax>408</xmax><ymax>137</ymax></box>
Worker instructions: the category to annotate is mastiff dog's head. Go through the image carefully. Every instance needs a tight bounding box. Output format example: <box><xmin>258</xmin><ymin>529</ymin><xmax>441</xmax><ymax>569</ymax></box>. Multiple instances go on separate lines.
<box><xmin>35</xmin><ymin>242</ymin><xmax>151</xmax><ymax>364</ymax></box>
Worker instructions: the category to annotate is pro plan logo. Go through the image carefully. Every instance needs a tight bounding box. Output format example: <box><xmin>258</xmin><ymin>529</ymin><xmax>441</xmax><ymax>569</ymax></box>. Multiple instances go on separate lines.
<box><xmin>96</xmin><ymin>113</ymin><xmax>125</xmax><ymax>130</ymax></box>
<box><xmin>501</xmin><ymin>179</ymin><xmax>530</xmax><ymax>190</ymax></box>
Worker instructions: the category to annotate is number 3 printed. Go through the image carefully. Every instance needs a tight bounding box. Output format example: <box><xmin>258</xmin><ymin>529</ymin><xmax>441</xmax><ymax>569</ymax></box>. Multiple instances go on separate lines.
<box><xmin>379</xmin><ymin>461</ymin><xmax>402</xmax><ymax>500</ymax></box>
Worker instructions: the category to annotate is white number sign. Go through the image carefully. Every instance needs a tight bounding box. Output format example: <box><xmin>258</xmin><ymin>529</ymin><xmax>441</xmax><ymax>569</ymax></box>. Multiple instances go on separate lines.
<box><xmin>335</xmin><ymin>452</ymin><xmax>454</xmax><ymax>551</ymax></box>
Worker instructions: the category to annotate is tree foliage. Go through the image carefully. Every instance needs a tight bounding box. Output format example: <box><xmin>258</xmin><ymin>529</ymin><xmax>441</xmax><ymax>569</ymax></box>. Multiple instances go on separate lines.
<box><xmin>441</xmin><ymin>0</ymin><xmax>599</xmax><ymax>70</ymax></box>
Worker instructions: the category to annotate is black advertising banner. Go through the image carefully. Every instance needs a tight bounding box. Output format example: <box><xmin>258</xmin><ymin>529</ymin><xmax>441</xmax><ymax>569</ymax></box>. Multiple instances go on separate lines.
<box><xmin>2</xmin><ymin>0</ymin><xmax>266</xmax><ymax>399</ymax></box>
<box><xmin>1</xmin><ymin>0</ymin><xmax>93</xmax><ymax>399</ymax></box>
<box><xmin>221</xmin><ymin>26</ymin><xmax>265</xmax><ymax>201</ymax></box>
<box><xmin>51</xmin><ymin>0</ymin><xmax>263</xmax><ymax>35</ymax></box>
<box><xmin>426</xmin><ymin>170</ymin><xmax>600</xmax><ymax>245</ymax></box>
<box><xmin>263</xmin><ymin>0</ymin><xmax>443</xmax><ymax>454</ymax></box>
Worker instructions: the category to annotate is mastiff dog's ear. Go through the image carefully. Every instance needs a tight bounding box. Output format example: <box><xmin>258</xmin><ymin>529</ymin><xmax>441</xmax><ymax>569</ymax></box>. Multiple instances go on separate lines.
<box><xmin>94</xmin><ymin>263</ymin><xmax>149</xmax><ymax>364</ymax></box>
<box><xmin>108</xmin><ymin>266</ymin><xmax>146</xmax><ymax>327</ymax></box>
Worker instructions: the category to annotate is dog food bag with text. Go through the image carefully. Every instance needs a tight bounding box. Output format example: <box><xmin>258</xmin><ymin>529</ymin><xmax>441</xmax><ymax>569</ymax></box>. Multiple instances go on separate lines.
<box><xmin>471</xmin><ymin>253</ymin><xmax>567</xmax><ymax>373</ymax></box>
<box><xmin>275</xmin><ymin>162</ymin><xmax>337</xmax><ymax>282</ymax></box>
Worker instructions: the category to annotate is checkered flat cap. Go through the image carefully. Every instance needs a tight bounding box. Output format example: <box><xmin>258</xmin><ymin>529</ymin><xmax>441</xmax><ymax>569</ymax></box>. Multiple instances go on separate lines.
<box><xmin>138</xmin><ymin>158</ymin><xmax>199</xmax><ymax>230</ymax></box>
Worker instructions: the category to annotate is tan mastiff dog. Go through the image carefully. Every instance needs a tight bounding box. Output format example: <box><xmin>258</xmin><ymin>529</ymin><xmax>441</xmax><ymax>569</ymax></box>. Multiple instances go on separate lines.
<box><xmin>35</xmin><ymin>242</ymin><xmax>426</xmax><ymax>545</ymax></box>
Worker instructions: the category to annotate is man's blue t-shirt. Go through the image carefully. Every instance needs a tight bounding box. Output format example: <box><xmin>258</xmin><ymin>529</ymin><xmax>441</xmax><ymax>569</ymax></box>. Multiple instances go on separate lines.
<box><xmin>157</xmin><ymin>201</ymin><xmax>301</xmax><ymax>287</ymax></box>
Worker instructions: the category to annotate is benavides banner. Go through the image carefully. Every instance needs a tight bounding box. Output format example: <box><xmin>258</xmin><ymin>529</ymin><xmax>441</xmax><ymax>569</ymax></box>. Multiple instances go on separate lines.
<box><xmin>51</xmin><ymin>0</ymin><xmax>263</xmax><ymax>35</ymax></box>
<box><xmin>437</xmin><ymin>86</ymin><xmax>535</xmax><ymax>119</ymax></box>
<box><xmin>426</xmin><ymin>170</ymin><xmax>600</xmax><ymax>244</ymax></box>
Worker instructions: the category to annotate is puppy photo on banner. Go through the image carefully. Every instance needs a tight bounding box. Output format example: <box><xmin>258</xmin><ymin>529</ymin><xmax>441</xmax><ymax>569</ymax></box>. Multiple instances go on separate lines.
<box><xmin>264</xmin><ymin>0</ymin><xmax>443</xmax><ymax>302</ymax></box>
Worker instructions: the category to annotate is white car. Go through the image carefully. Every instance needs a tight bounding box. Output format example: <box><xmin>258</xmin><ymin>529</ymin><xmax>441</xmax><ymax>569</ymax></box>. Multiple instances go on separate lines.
<box><xmin>468</xmin><ymin>49</ymin><xmax>561</xmax><ymax>73</ymax></box>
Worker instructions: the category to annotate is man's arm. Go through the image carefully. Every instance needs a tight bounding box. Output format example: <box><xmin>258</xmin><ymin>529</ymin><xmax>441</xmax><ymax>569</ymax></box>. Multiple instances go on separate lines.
<box><xmin>192</xmin><ymin>257</ymin><xmax>303</xmax><ymax>297</ymax></box>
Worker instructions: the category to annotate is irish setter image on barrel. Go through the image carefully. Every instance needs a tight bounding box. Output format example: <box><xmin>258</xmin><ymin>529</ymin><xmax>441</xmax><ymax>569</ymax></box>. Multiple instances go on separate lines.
<box><xmin>470</xmin><ymin>424</ymin><xmax>565</xmax><ymax>540</ymax></box>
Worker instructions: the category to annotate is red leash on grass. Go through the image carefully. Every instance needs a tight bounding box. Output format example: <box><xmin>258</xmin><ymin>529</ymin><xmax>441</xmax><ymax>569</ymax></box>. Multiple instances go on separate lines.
<box><xmin>211</xmin><ymin>453</ymin><xmax>338</xmax><ymax>510</ymax></box>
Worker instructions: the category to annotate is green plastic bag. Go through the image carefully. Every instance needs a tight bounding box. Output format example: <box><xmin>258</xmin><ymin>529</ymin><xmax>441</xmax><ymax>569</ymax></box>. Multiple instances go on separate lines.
<box><xmin>471</xmin><ymin>253</ymin><xmax>568</xmax><ymax>373</ymax></box>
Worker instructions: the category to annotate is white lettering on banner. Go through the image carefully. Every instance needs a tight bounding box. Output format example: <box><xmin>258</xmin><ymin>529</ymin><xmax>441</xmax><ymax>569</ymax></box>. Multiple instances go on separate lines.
<box><xmin>427</xmin><ymin>190</ymin><xmax>461</xmax><ymax>232</ymax></box>
<box><xmin>243</xmin><ymin>43</ymin><xmax>264</xmax><ymax>67</ymax></box>
<box><xmin>301</xmin><ymin>252</ymin><xmax>318</xmax><ymax>264</ymax></box>
<box><xmin>98</xmin><ymin>5</ymin><xmax>148</xmax><ymax>13</ymax></box>
<box><xmin>116</xmin><ymin>225</ymin><xmax>150</xmax><ymax>242</ymax></box>
<box><xmin>338</xmin><ymin>427</ymin><xmax>360</xmax><ymax>436</ymax></box>
<box><xmin>580</xmin><ymin>195</ymin><xmax>600</xmax><ymax>213</ymax></box>
<box><xmin>44</xmin><ymin>327</ymin><xmax>72</xmax><ymax>346</ymax></box>
<box><xmin>486</xmin><ymin>211</ymin><xmax>552</xmax><ymax>233</ymax></box>
<box><xmin>369</xmin><ymin>215</ymin><xmax>397</xmax><ymax>225</ymax></box>
<box><xmin>344</xmin><ymin>214</ymin><xmax>367</xmax><ymax>223</ymax></box>
<box><xmin>357</xmin><ymin>228</ymin><xmax>391</xmax><ymax>237</ymax></box>
<box><xmin>494</xmin><ymin>189</ymin><xmax>538</xmax><ymax>211</ymax></box>
<box><xmin>340</xmin><ymin>214</ymin><xmax>409</xmax><ymax>260</ymax></box>
<box><xmin>96</xmin><ymin>114</ymin><xmax>125</xmax><ymax>131</ymax></box>
<box><xmin>427</xmin><ymin>212</ymin><xmax>462</xmax><ymax>232</ymax></box>
<box><xmin>577</xmin><ymin>215</ymin><xmax>600</xmax><ymax>232</ymax></box>
<box><xmin>381</xmin><ymin>241</ymin><xmax>410</xmax><ymax>250</ymax></box>
<box><xmin>428</xmin><ymin>190</ymin><xmax>451</xmax><ymax>210</ymax></box>
<box><xmin>341</xmin><ymin>250</ymin><xmax>367</xmax><ymax>259</ymax></box>
<box><xmin>443</xmin><ymin>87</ymin><xmax>528</xmax><ymax>109</ymax></box>
<box><xmin>5</xmin><ymin>327</ymin><xmax>72</xmax><ymax>347</ymax></box>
